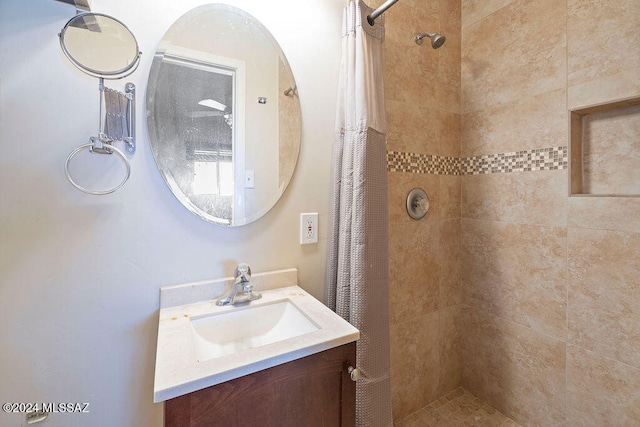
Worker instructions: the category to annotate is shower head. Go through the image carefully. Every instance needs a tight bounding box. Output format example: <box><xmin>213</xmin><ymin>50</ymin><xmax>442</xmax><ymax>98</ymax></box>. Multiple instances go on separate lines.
<box><xmin>414</xmin><ymin>32</ymin><xmax>446</xmax><ymax>49</ymax></box>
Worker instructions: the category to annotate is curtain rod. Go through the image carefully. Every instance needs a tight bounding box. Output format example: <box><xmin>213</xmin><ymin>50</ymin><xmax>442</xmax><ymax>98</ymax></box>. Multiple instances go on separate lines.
<box><xmin>366</xmin><ymin>0</ymin><xmax>400</xmax><ymax>25</ymax></box>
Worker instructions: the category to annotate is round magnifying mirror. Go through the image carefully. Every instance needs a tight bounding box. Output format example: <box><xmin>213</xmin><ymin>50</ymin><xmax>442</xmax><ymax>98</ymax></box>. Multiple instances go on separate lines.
<box><xmin>59</xmin><ymin>13</ymin><xmax>141</xmax><ymax>79</ymax></box>
<box><xmin>146</xmin><ymin>4</ymin><xmax>301</xmax><ymax>227</ymax></box>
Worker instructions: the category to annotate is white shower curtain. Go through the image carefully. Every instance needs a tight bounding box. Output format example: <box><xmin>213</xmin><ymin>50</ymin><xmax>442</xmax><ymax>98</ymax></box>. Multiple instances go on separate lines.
<box><xmin>326</xmin><ymin>1</ymin><xmax>392</xmax><ymax>425</ymax></box>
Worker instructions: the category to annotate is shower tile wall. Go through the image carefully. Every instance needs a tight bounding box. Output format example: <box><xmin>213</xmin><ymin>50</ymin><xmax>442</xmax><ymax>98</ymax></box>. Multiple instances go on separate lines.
<box><xmin>379</xmin><ymin>0</ymin><xmax>462</xmax><ymax>421</ymax></box>
<box><xmin>461</xmin><ymin>0</ymin><xmax>640</xmax><ymax>425</ymax></box>
<box><xmin>578</xmin><ymin>103</ymin><xmax>640</xmax><ymax>195</ymax></box>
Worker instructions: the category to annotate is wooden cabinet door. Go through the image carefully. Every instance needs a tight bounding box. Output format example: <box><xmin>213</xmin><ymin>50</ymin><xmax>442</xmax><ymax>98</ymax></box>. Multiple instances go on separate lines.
<box><xmin>165</xmin><ymin>342</ymin><xmax>356</xmax><ymax>427</ymax></box>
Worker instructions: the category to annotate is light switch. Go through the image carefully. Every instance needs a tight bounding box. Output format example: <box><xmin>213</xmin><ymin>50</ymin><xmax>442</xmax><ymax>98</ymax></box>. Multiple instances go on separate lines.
<box><xmin>245</xmin><ymin>170</ymin><xmax>255</xmax><ymax>189</ymax></box>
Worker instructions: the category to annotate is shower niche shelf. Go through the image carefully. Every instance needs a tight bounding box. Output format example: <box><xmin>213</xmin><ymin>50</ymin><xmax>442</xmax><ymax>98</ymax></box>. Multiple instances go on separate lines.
<box><xmin>570</xmin><ymin>96</ymin><xmax>640</xmax><ymax>197</ymax></box>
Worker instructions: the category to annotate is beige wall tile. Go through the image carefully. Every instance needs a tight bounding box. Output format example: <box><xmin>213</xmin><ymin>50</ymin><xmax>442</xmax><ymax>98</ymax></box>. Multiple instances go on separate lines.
<box><xmin>461</xmin><ymin>306</ymin><xmax>499</xmax><ymax>407</ymax></box>
<box><xmin>439</xmin><ymin>175</ymin><xmax>461</xmax><ymax>220</ymax></box>
<box><xmin>370</xmin><ymin>0</ymin><xmax>444</xmax><ymax>22</ymax></box>
<box><xmin>457</xmin><ymin>0</ymin><xmax>640</xmax><ymax>424</ymax></box>
<box><xmin>568</xmin><ymin>196</ymin><xmax>640</xmax><ymax>234</ymax></box>
<box><xmin>567</xmin><ymin>344</ymin><xmax>640</xmax><ymax>425</ymax></box>
<box><xmin>461</xmin><ymin>0</ymin><xmax>516</xmax><ymax>28</ymax></box>
<box><xmin>384</xmin><ymin>10</ymin><xmax>441</xmax><ymax>105</ymax></box>
<box><xmin>440</xmin><ymin>0</ymin><xmax>461</xmax><ymax>34</ymax></box>
<box><xmin>385</xmin><ymin>104</ymin><xmax>460</xmax><ymax>157</ymax></box>
<box><xmin>461</xmin><ymin>0</ymin><xmax>566</xmax><ymax>114</ymax></box>
<box><xmin>386</xmin><ymin>101</ymin><xmax>440</xmax><ymax>154</ymax></box>
<box><xmin>389</xmin><ymin>221</ymin><xmax>440</xmax><ymax>325</ymax></box>
<box><xmin>436</xmin><ymin>36</ymin><xmax>462</xmax><ymax>100</ymax></box>
<box><xmin>385</xmin><ymin>46</ymin><xmax>460</xmax><ymax>114</ymax></box>
<box><xmin>390</xmin><ymin>312</ymin><xmax>440</xmax><ymax>421</ymax></box>
<box><xmin>462</xmin><ymin>219</ymin><xmax>567</xmax><ymax>340</ymax></box>
<box><xmin>439</xmin><ymin>218</ymin><xmax>462</xmax><ymax>308</ymax></box>
<box><xmin>462</xmin><ymin>306</ymin><xmax>566</xmax><ymax>426</ymax></box>
<box><xmin>580</xmin><ymin>104</ymin><xmax>640</xmax><ymax>195</ymax></box>
<box><xmin>385</xmin><ymin>0</ymin><xmax>462</xmax><ymax>414</ymax></box>
<box><xmin>437</xmin><ymin>111</ymin><xmax>461</xmax><ymax>158</ymax></box>
<box><xmin>461</xmin><ymin>89</ymin><xmax>567</xmax><ymax>157</ymax></box>
<box><xmin>386</xmin><ymin>54</ymin><xmax>458</xmax><ymax>112</ymax></box>
<box><xmin>397</xmin><ymin>0</ymin><xmax>440</xmax><ymax>16</ymax></box>
<box><xmin>568</xmin><ymin>68</ymin><xmax>640</xmax><ymax>109</ymax></box>
<box><xmin>367</xmin><ymin>0</ymin><xmax>388</xmax><ymax>9</ymax></box>
<box><xmin>440</xmin><ymin>0</ymin><xmax>462</xmax><ymax>85</ymax></box>
<box><xmin>439</xmin><ymin>304</ymin><xmax>463</xmax><ymax>396</ymax></box>
<box><xmin>568</xmin><ymin>227</ymin><xmax>640</xmax><ymax>369</ymax></box>
<box><xmin>567</xmin><ymin>0</ymin><xmax>640</xmax><ymax>87</ymax></box>
<box><xmin>461</xmin><ymin>170</ymin><xmax>567</xmax><ymax>227</ymax></box>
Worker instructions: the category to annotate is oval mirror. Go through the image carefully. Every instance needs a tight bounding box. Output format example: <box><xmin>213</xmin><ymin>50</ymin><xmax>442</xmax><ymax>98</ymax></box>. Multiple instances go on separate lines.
<box><xmin>147</xmin><ymin>4</ymin><xmax>301</xmax><ymax>226</ymax></box>
<box><xmin>146</xmin><ymin>4</ymin><xmax>301</xmax><ymax>226</ymax></box>
<box><xmin>59</xmin><ymin>13</ymin><xmax>141</xmax><ymax>78</ymax></box>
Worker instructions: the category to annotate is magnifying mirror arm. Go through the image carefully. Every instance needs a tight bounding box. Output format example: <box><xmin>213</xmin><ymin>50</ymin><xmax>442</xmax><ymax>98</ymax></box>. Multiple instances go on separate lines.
<box><xmin>95</xmin><ymin>78</ymin><xmax>136</xmax><ymax>154</ymax></box>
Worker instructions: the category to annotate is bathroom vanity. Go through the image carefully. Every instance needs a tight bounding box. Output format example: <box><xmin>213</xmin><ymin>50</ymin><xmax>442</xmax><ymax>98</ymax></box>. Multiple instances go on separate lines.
<box><xmin>164</xmin><ymin>342</ymin><xmax>355</xmax><ymax>426</ymax></box>
<box><xmin>154</xmin><ymin>268</ymin><xmax>359</xmax><ymax>427</ymax></box>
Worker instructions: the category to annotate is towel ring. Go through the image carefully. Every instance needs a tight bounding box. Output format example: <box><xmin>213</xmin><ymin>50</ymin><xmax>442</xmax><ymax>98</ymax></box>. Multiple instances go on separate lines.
<box><xmin>64</xmin><ymin>138</ymin><xmax>131</xmax><ymax>195</ymax></box>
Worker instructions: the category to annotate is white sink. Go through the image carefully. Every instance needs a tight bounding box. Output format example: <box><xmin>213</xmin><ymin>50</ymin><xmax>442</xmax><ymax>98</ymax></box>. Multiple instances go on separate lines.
<box><xmin>190</xmin><ymin>300</ymin><xmax>319</xmax><ymax>361</ymax></box>
<box><xmin>154</xmin><ymin>275</ymin><xmax>359</xmax><ymax>403</ymax></box>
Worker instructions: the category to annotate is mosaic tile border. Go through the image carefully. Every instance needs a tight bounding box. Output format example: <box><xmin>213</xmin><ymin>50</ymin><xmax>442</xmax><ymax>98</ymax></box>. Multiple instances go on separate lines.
<box><xmin>387</xmin><ymin>151</ymin><xmax>460</xmax><ymax>175</ymax></box>
<box><xmin>387</xmin><ymin>146</ymin><xmax>568</xmax><ymax>176</ymax></box>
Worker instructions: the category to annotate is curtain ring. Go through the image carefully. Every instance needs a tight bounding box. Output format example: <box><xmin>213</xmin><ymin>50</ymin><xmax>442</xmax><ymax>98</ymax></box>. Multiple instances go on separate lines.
<box><xmin>64</xmin><ymin>141</ymin><xmax>131</xmax><ymax>195</ymax></box>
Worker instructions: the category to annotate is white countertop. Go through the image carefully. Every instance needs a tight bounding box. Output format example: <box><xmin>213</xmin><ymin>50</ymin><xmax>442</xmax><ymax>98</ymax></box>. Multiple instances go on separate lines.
<box><xmin>153</xmin><ymin>280</ymin><xmax>359</xmax><ymax>402</ymax></box>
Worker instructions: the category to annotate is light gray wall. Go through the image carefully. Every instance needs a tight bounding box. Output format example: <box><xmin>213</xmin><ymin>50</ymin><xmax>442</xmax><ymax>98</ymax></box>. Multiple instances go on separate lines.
<box><xmin>0</xmin><ymin>0</ymin><xmax>343</xmax><ymax>425</ymax></box>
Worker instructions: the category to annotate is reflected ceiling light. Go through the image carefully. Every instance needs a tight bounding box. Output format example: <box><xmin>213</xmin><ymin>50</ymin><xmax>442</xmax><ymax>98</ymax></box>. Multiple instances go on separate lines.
<box><xmin>198</xmin><ymin>99</ymin><xmax>226</xmax><ymax>111</ymax></box>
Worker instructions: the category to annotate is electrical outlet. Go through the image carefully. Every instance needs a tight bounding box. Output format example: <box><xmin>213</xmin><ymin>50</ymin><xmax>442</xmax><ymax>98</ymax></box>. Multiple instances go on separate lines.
<box><xmin>300</xmin><ymin>213</ymin><xmax>318</xmax><ymax>245</ymax></box>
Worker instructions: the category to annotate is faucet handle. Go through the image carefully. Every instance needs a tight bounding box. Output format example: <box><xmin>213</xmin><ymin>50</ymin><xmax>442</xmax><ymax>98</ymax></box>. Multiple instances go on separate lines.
<box><xmin>234</xmin><ymin>263</ymin><xmax>251</xmax><ymax>282</ymax></box>
<box><xmin>242</xmin><ymin>281</ymin><xmax>253</xmax><ymax>294</ymax></box>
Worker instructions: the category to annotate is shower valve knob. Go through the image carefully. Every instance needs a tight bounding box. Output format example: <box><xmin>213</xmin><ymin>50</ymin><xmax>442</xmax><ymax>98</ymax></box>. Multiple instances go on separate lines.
<box><xmin>416</xmin><ymin>197</ymin><xmax>430</xmax><ymax>213</ymax></box>
<box><xmin>406</xmin><ymin>188</ymin><xmax>429</xmax><ymax>220</ymax></box>
<box><xmin>347</xmin><ymin>366</ymin><xmax>361</xmax><ymax>381</ymax></box>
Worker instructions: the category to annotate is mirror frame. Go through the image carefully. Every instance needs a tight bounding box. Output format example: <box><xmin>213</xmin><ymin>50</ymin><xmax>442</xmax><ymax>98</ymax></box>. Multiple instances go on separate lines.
<box><xmin>59</xmin><ymin>12</ymin><xmax>141</xmax><ymax>79</ymax></box>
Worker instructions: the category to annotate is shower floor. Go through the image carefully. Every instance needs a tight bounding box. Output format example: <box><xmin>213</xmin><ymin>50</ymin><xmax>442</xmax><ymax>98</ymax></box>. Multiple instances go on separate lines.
<box><xmin>394</xmin><ymin>387</ymin><xmax>521</xmax><ymax>427</ymax></box>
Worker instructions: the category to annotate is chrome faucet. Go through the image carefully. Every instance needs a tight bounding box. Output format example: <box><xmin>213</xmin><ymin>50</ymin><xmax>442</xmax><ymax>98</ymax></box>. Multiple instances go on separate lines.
<box><xmin>216</xmin><ymin>263</ymin><xmax>262</xmax><ymax>306</ymax></box>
